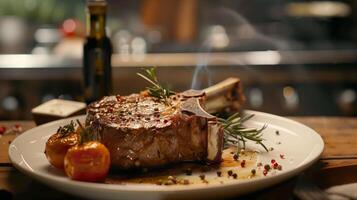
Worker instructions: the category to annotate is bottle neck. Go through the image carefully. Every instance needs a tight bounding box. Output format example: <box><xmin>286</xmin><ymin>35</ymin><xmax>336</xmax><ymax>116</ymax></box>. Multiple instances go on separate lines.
<box><xmin>87</xmin><ymin>13</ymin><xmax>106</xmax><ymax>39</ymax></box>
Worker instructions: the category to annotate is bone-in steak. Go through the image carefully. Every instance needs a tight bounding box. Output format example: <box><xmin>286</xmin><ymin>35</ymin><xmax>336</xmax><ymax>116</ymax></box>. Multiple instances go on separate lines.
<box><xmin>86</xmin><ymin>93</ymin><xmax>223</xmax><ymax>170</ymax></box>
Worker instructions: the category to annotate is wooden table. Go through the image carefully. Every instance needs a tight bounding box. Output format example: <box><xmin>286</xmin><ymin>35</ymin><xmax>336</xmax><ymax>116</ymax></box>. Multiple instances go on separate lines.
<box><xmin>0</xmin><ymin>117</ymin><xmax>356</xmax><ymax>199</ymax></box>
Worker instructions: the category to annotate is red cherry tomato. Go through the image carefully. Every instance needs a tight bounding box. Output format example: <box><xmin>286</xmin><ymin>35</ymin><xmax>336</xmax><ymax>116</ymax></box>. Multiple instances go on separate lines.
<box><xmin>64</xmin><ymin>141</ymin><xmax>110</xmax><ymax>182</ymax></box>
<box><xmin>45</xmin><ymin>130</ymin><xmax>79</xmax><ymax>169</ymax></box>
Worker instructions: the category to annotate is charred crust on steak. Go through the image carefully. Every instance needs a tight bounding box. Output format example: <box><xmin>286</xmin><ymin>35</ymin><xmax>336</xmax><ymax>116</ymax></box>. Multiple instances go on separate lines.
<box><xmin>86</xmin><ymin>94</ymin><xmax>180</xmax><ymax>130</ymax></box>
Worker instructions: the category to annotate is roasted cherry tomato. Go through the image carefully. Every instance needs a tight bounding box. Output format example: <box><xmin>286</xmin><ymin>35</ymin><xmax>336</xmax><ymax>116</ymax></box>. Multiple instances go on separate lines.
<box><xmin>64</xmin><ymin>141</ymin><xmax>110</xmax><ymax>182</ymax></box>
<box><xmin>45</xmin><ymin>127</ymin><xmax>79</xmax><ymax>169</ymax></box>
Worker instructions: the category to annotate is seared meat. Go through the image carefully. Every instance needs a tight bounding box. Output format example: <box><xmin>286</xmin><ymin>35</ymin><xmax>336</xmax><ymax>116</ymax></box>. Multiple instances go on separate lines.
<box><xmin>86</xmin><ymin>92</ymin><xmax>223</xmax><ymax>170</ymax></box>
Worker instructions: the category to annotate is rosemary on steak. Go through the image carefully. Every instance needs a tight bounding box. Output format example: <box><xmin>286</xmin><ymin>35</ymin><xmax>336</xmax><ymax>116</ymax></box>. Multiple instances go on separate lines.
<box><xmin>137</xmin><ymin>67</ymin><xmax>175</xmax><ymax>102</ymax></box>
<box><xmin>219</xmin><ymin>113</ymin><xmax>268</xmax><ymax>152</ymax></box>
<box><xmin>57</xmin><ymin>120</ymin><xmax>75</xmax><ymax>138</ymax></box>
<box><xmin>138</xmin><ymin>68</ymin><xmax>267</xmax><ymax>152</ymax></box>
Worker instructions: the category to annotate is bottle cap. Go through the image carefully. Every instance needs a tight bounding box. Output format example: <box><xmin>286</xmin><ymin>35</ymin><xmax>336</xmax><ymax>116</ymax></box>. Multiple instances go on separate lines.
<box><xmin>87</xmin><ymin>0</ymin><xmax>107</xmax><ymax>14</ymax></box>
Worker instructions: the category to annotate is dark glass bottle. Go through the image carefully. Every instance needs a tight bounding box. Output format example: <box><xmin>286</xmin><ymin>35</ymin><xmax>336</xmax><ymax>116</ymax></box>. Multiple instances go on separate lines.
<box><xmin>83</xmin><ymin>0</ymin><xmax>112</xmax><ymax>104</ymax></box>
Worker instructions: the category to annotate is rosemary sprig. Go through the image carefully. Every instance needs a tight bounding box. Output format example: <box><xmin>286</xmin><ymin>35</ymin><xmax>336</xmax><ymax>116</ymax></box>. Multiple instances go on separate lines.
<box><xmin>57</xmin><ymin>120</ymin><xmax>75</xmax><ymax>138</ymax></box>
<box><xmin>219</xmin><ymin>113</ymin><xmax>268</xmax><ymax>153</ymax></box>
<box><xmin>137</xmin><ymin>67</ymin><xmax>175</xmax><ymax>102</ymax></box>
<box><xmin>76</xmin><ymin>120</ymin><xmax>99</xmax><ymax>144</ymax></box>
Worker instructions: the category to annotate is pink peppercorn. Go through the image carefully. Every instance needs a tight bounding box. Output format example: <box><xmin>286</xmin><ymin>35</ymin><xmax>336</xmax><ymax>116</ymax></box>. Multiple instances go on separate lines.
<box><xmin>263</xmin><ymin>170</ymin><xmax>268</xmax><ymax>176</ymax></box>
<box><xmin>240</xmin><ymin>160</ymin><xmax>246</xmax><ymax>168</ymax></box>
<box><xmin>273</xmin><ymin>162</ymin><xmax>279</xmax><ymax>169</ymax></box>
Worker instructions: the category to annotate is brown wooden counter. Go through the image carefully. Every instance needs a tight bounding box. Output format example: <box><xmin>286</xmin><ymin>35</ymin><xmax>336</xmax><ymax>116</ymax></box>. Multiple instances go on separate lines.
<box><xmin>0</xmin><ymin>117</ymin><xmax>356</xmax><ymax>199</ymax></box>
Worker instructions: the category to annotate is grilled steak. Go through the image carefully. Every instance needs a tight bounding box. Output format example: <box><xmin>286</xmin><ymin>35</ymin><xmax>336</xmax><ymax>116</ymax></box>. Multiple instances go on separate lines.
<box><xmin>86</xmin><ymin>91</ymin><xmax>224</xmax><ymax>170</ymax></box>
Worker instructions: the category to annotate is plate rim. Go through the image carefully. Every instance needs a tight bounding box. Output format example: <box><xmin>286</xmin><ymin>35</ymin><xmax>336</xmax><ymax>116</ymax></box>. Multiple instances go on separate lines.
<box><xmin>8</xmin><ymin>110</ymin><xmax>324</xmax><ymax>193</ymax></box>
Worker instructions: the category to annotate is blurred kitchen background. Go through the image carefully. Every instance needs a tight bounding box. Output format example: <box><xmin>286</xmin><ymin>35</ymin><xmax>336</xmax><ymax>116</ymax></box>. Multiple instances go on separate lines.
<box><xmin>0</xmin><ymin>0</ymin><xmax>356</xmax><ymax>120</ymax></box>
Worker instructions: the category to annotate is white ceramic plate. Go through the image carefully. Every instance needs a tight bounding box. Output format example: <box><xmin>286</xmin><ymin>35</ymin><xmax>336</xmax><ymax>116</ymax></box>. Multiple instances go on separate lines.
<box><xmin>8</xmin><ymin>110</ymin><xmax>324</xmax><ymax>200</ymax></box>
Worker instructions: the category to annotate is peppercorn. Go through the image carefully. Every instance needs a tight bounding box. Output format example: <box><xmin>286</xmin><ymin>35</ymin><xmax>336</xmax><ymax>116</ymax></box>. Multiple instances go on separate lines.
<box><xmin>217</xmin><ymin>171</ymin><xmax>222</xmax><ymax>177</ymax></box>
<box><xmin>277</xmin><ymin>165</ymin><xmax>282</xmax><ymax>171</ymax></box>
<box><xmin>199</xmin><ymin>174</ymin><xmax>205</xmax><ymax>180</ymax></box>
<box><xmin>273</xmin><ymin>162</ymin><xmax>279</xmax><ymax>169</ymax></box>
<box><xmin>233</xmin><ymin>154</ymin><xmax>239</xmax><ymax>161</ymax></box>
<box><xmin>232</xmin><ymin>173</ymin><xmax>238</xmax><ymax>179</ymax></box>
<box><xmin>228</xmin><ymin>170</ymin><xmax>233</xmax><ymax>176</ymax></box>
<box><xmin>251</xmin><ymin>169</ymin><xmax>256</xmax><ymax>175</ymax></box>
<box><xmin>263</xmin><ymin>170</ymin><xmax>268</xmax><ymax>176</ymax></box>
<box><xmin>241</xmin><ymin>160</ymin><xmax>246</xmax><ymax>168</ymax></box>
<box><xmin>275</xmin><ymin>130</ymin><xmax>280</xmax><ymax>135</ymax></box>
<box><xmin>264</xmin><ymin>164</ymin><xmax>271</xmax><ymax>171</ymax></box>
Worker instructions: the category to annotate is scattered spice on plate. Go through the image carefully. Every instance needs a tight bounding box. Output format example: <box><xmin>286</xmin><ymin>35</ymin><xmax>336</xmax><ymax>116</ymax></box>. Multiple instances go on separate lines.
<box><xmin>199</xmin><ymin>174</ymin><xmax>205</xmax><ymax>180</ymax></box>
<box><xmin>240</xmin><ymin>160</ymin><xmax>246</xmax><ymax>168</ymax></box>
<box><xmin>264</xmin><ymin>164</ymin><xmax>271</xmax><ymax>171</ymax></box>
<box><xmin>269</xmin><ymin>147</ymin><xmax>274</xmax><ymax>151</ymax></box>
<box><xmin>271</xmin><ymin>159</ymin><xmax>276</xmax><ymax>164</ymax></box>
<box><xmin>280</xmin><ymin>154</ymin><xmax>285</xmax><ymax>159</ymax></box>
<box><xmin>217</xmin><ymin>171</ymin><xmax>222</xmax><ymax>177</ymax></box>
<box><xmin>273</xmin><ymin>162</ymin><xmax>279</xmax><ymax>169</ymax></box>
<box><xmin>227</xmin><ymin>170</ymin><xmax>233</xmax><ymax>176</ymax></box>
<box><xmin>277</xmin><ymin>165</ymin><xmax>282</xmax><ymax>171</ymax></box>
<box><xmin>263</xmin><ymin>170</ymin><xmax>268</xmax><ymax>176</ymax></box>
<box><xmin>233</xmin><ymin>154</ymin><xmax>239</xmax><ymax>161</ymax></box>
<box><xmin>275</xmin><ymin>130</ymin><xmax>280</xmax><ymax>135</ymax></box>
<box><xmin>251</xmin><ymin>169</ymin><xmax>256</xmax><ymax>175</ymax></box>
<box><xmin>232</xmin><ymin>173</ymin><xmax>238</xmax><ymax>179</ymax></box>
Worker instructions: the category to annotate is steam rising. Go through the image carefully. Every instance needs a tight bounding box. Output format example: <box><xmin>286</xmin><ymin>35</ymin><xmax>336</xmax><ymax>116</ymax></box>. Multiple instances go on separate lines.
<box><xmin>191</xmin><ymin>7</ymin><xmax>290</xmax><ymax>89</ymax></box>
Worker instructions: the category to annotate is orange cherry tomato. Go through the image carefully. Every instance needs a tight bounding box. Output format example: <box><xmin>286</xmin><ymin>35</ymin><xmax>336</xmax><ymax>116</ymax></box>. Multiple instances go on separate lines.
<box><xmin>45</xmin><ymin>130</ymin><xmax>79</xmax><ymax>169</ymax></box>
<box><xmin>64</xmin><ymin>141</ymin><xmax>110</xmax><ymax>182</ymax></box>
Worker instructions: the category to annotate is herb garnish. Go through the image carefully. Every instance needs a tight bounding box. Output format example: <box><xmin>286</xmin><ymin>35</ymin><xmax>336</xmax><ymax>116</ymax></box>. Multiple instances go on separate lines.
<box><xmin>137</xmin><ymin>67</ymin><xmax>175</xmax><ymax>103</ymax></box>
<box><xmin>138</xmin><ymin>68</ymin><xmax>267</xmax><ymax>152</ymax></box>
<box><xmin>219</xmin><ymin>113</ymin><xmax>268</xmax><ymax>152</ymax></box>
<box><xmin>57</xmin><ymin>120</ymin><xmax>75</xmax><ymax>137</ymax></box>
<box><xmin>76</xmin><ymin>120</ymin><xmax>98</xmax><ymax>144</ymax></box>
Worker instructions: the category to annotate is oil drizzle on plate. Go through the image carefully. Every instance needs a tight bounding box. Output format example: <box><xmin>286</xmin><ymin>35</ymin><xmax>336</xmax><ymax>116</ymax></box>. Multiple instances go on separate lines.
<box><xmin>105</xmin><ymin>147</ymin><xmax>261</xmax><ymax>186</ymax></box>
